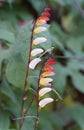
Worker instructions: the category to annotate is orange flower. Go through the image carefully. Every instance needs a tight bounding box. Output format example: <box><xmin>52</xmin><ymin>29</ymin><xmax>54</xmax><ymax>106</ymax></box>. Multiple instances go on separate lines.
<box><xmin>35</xmin><ymin>20</ymin><xmax>47</xmax><ymax>26</ymax></box>
<box><xmin>41</xmin><ymin>71</ymin><xmax>55</xmax><ymax>77</ymax></box>
<box><xmin>38</xmin><ymin>16</ymin><xmax>50</xmax><ymax>22</ymax></box>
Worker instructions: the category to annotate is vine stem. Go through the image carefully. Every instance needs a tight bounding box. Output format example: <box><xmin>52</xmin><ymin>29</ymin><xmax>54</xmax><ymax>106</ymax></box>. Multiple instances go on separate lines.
<box><xmin>19</xmin><ymin>20</ymin><xmax>36</xmax><ymax>130</ymax></box>
<box><xmin>73</xmin><ymin>0</ymin><xmax>84</xmax><ymax>17</ymax></box>
<box><xmin>55</xmin><ymin>55</ymin><xmax>84</xmax><ymax>61</ymax></box>
<box><xmin>34</xmin><ymin>63</ymin><xmax>44</xmax><ymax>130</ymax></box>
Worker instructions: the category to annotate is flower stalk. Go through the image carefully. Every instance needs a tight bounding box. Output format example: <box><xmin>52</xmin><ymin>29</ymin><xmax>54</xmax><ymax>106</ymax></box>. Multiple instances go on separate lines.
<box><xmin>19</xmin><ymin>7</ymin><xmax>52</xmax><ymax>130</ymax></box>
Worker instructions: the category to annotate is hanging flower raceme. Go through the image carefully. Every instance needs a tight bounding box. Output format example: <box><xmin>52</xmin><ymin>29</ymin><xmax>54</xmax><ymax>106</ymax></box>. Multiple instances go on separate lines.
<box><xmin>38</xmin><ymin>57</ymin><xmax>56</xmax><ymax>109</ymax></box>
<box><xmin>29</xmin><ymin>7</ymin><xmax>51</xmax><ymax>70</ymax></box>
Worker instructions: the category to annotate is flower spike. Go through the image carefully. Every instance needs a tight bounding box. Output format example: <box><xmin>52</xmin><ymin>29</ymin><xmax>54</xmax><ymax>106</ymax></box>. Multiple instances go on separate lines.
<box><xmin>20</xmin><ymin>7</ymin><xmax>53</xmax><ymax>130</ymax></box>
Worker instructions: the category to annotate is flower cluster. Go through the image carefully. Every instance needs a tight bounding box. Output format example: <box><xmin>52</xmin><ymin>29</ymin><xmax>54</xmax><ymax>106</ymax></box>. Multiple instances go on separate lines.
<box><xmin>29</xmin><ymin>7</ymin><xmax>51</xmax><ymax>70</ymax></box>
<box><xmin>39</xmin><ymin>57</ymin><xmax>56</xmax><ymax>109</ymax></box>
<box><xmin>28</xmin><ymin>7</ymin><xmax>60</xmax><ymax>109</ymax></box>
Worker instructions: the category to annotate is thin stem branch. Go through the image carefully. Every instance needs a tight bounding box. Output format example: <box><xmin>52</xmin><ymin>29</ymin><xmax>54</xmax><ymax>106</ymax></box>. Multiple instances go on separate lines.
<box><xmin>19</xmin><ymin>20</ymin><xmax>36</xmax><ymax>130</ymax></box>
<box><xmin>73</xmin><ymin>0</ymin><xmax>84</xmax><ymax>17</ymax></box>
<box><xmin>24</xmin><ymin>94</ymin><xmax>36</xmax><ymax>116</ymax></box>
<box><xmin>55</xmin><ymin>55</ymin><xmax>84</xmax><ymax>61</ymax></box>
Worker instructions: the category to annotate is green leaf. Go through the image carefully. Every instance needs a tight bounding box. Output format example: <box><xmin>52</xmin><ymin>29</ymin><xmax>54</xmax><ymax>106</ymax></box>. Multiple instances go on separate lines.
<box><xmin>6</xmin><ymin>58</ymin><xmax>26</xmax><ymax>88</ymax></box>
<box><xmin>22</xmin><ymin>118</ymin><xmax>35</xmax><ymax>130</ymax></box>
<box><xmin>28</xmin><ymin>0</ymin><xmax>46</xmax><ymax>12</ymax></box>
<box><xmin>0</xmin><ymin>109</ymin><xmax>10</xmax><ymax>130</ymax></box>
<box><xmin>68</xmin><ymin>103</ymin><xmax>84</xmax><ymax>130</ymax></box>
<box><xmin>0</xmin><ymin>29</ymin><xmax>15</xmax><ymax>43</ymax></box>
<box><xmin>0</xmin><ymin>47</ymin><xmax>10</xmax><ymax>76</ymax></box>
<box><xmin>55</xmin><ymin>0</ymin><xmax>83</xmax><ymax>6</ymax></box>
<box><xmin>53</xmin><ymin>63</ymin><xmax>67</xmax><ymax>94</ymax></box>
<box><xmin>67</xmin><ymin>60</ymin><xmax>84</xmax><ymax>93</ymax></box>
<box><xmin>66</xmin><ymin>37</ymin><xmax>83</xmax><ymax>53</ymax></box>
<box><xmin>10</xmin><ymin>22</ymin><xmax>32</xmax><ymax>65</ymax></box>
<box><xmin>0</xmin><ymin>79</ymin><xmax>17</xmax><ymax>103</ymax></box>
<box><xmin>71</xmin><ymin>71</ymin><xmax>84</xmax><ymax>93</ymax></box>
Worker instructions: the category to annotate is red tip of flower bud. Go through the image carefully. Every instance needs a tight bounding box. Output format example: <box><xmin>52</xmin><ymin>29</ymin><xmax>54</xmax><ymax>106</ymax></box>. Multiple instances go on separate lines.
<box><xmin>41</xmin><ymin>12</ymin><xmax>51</xmax><ymax>17</ymax></box>
<box><xmin>45</xmin><ymin>7</ymin><xmax>51</xmax><ymax>11</ymax></box>
<box><xmin>47</xmin><ymin>58</ymin><xmax>56</xmax><ymax>65</ymax></box>
<box><xmin>43</xmin><ymin>65</ymin><xmax>54</xmax><ymax>71</ymax></box>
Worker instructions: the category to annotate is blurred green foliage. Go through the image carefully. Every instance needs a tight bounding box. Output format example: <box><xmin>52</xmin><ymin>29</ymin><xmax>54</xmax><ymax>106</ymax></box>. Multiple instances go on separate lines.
<box><xmin>0</xmin><ymin>0</ymin><xmax>84</xmax><ymax>130</ymax></box>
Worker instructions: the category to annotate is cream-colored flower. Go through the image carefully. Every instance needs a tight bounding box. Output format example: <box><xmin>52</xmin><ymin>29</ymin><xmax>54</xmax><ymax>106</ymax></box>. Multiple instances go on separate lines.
<box><xmin>31</xmin><ymin>48</ymin><xmax>44</xmax><ymax>57</ymax></box>
<box><xmin>39</xmin><ymin>87</ymin><xmax>52</xmax><ymax>97</ymax></box>
<box><xmin>40</xmin><ymin>78</ymin><xmax>53</xmax><ymax>86</ymax></box>
<box><xmin>39</xmin><ymin>98</ymin><xmax>54</xmax><ymax>108</ymax></box>
<box><xmin>33</xmin><ymin>37</ymin><xmax>47</xmax><ymax>45</ymax></box>
<box><xmin>29</xmin><ymin>58</ymin><xmax>41</xmax><ymax>69</ymax></box>
<box><xmin>34</xmin><ymin>27</ymin><xmax>47</xmax><ymax>34</ymax></box>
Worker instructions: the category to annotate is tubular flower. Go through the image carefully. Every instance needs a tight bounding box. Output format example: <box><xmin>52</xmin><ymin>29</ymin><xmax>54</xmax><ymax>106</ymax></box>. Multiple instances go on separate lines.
<box><xmin>32</xmin><ymin>37</ymin><xmax>47</xmax><ymax>45</ymax></box>
<box><xmin>41</xmin><ymin>71</ymin><xmax>55</xmax><ymax>77</ymax></box>
<box><xmin>38</xmin><ymin>16</ymin><xmax>50</xmax><ymax>22</ymax></box>
<box><xmin>34</xmin><ymin>27</ymin><xmax>47</xmax><ymax>34</ymax></box>
<box><xmin>43</xmin><ymin>65</ymin><xmax>54</xmax><ymax>71</ymax></box>
<box><xmin>29</xmin><ymin>58</ymin><xmax>41</xmax><ymax>69</ymax></box>
<box><xmin>40</xmin><ymin>77</ymin><xmax>53</xmax><ymax>86</ymax></box>
<box><xmin>31</xmin><ymin>48</ymin><xmax>44</xmax><ymax>57</ymax></box>
<box><xmin>39</xmin><ymin>98</ymin><xmax>54</xmax><ymax>108</ymax></box>
<box><xmin>29</xmin><ymin>8</ymin><xmax>51</xmax><ymax>69</ymax></box>
<box><xmin>41</xmin><ymin>12</ymin><xmax>51</xmax><ymax>17</ymax></box>
<box><xmin>35</xmin><ymin>20</ymin><xmax>47</xmax><ymax>26</ymax></box>
<box><xmin>39</xmin><ymin>87</ymin><xmax>52</xmax><ymax>97</ymax></box>
<box><xmin>47</xmin><ymin>58</ymin><xmax>56</xmax><ymax>64</ymax></box>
